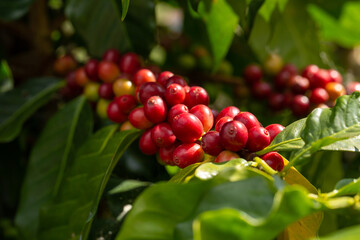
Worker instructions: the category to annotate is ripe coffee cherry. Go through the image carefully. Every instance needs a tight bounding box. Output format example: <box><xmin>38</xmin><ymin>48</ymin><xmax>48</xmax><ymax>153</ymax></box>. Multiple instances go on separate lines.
<box><xmin>234</xmin><ymin>112</ymin><xmax>261</xmax><ymax>130</ymax></box>
<box><xmin>171</xmin><ymin>113</ymin><xmax>203</xmax><ymax>143</ymax></box>
<box><xmin>282</xmin><ymin>92</ymin><xmax>293</xmax><ymax>107</ymax></box>
<box><xmin>119</xmin><ymin>52</ymin><xmax>141</xmax><ymax>74</ymax></box>
<box><xmin>66</xmin><ymin>71</ymin><xmax>82</xmax><ymax>91</ymax></box>
<box><xmin>115</xmin><ymin>95</ymin><xmax>137</xmax><ymax>114</ymax></box>
<box><xmin>165</xmin><ymin>83</ymin><xmax>186</xmax><ymax>106</ymax></box>
<box><xmin>325</xmin><ymin>82</ymin><xmax>346</xmax><ymax>101</ymax></box>
<box><xmin>310</xmin><ymin>69</ymin><xmax>330</xmax><ymax>89</ymax></box>
<box><xmin>190</xmin><ymin>104</ymin><xmax>214</xmax><ymax>132</ymax></box>
<box><xmin>103</xmin><ymin>49</ymin><xmax>121</xmax><ymax>63</ymax></box>
<box><xmin>346</xmin><ymin>81</ymin><xmax>360</xmax><ymax>94</ymax></box>
<box><xmin>75</xmin><ymin>67</ymin><xmax>90</xmax><ymax>87</ymax></box>
<box><xmin>96</xmin><ymin>99</ymin><xmax>110</xmax><ymax>119</ymax></box>
<box><xmin>139</xmin><ymin>129</ymin><xmax>158</xmax><ymax>155</ymax></box>
<box><xmin>144</xmin><ymin>96</ymin><xmax>167</xmax><ymax>123</ymax></box>
<box><xmin>166</xmin><ymin>75</ymin><xmax>187</xmax><ymax>87</ymax></box>
<box><xmin>107</xmin><ymin>101</ymin><xmax>127</xmax><ymax>123</ymax></box>
<box><xmin>215</xmin><ymin>116</ymin><xmax>233</xmax><ymax>132</ymax></box>
<box><xmin>291</xmin><ymin>95</ymin><xmax>310</xmax><ymax>117</ymax></box>
<box><xmin>214</xmin><ymin>150</ymin><xmax>240</xmax><ymax>163</ymax></box>
<box><xmin>282</xmin><ymin>64</ymin><xmax>298</xmax><ymax>76</ymax></box>
<box><xmin>151</xmin><ymin>123</ymin><xmax>176</xmax><ymax>147</ymax></box>
<box><xmin>220</xmin><ymin>120</ymin><xmax>248</xmax><ymax>152</ymax></box>
<box><xmin>83</xmin><ymin>82</ymin><xmax>100</xmax><ymax>101</ymax></box>
<box><xmin>184</xmin><ymin>86</ymin><xmax>210</xmax><ymax>108</ymax></box>
<box><xmin>98</xmin><ymin>61</ymin><xmax>120</xmax><ymax>83</ymax></box>
<box><xmin>54</xmin><ymin>55</ymin><xmax>77</xmax><ymax>76</ymax></box>
<box><xmin>263</xmin><ymin>54</ymin><xmax>283</xmax><ymax>75</ymax></box>
<box><xmin>84</xmin><ymin>59</ymin><xmax>99</xmax><ymax>81</ymax></box>
<box><xmin>201</xmin><ymin>131</ymin><xmax>224</xmax><ymax>156</ymax></box>
<box><xmin>288</xmin><ymin>75</ymin><xmax>310</xmax><ymax>94</ymax></box>
<box><xmin>310</xmin><ymin>88</ymin><xmax>329</xmax><ymax>104</ymax></box>
<box><xmin>120</xmin><ymin>121</ymin><xmax>135</xmax><ymax>131</ymax></box>
<box><xmin>251</xmin><ymin>82</ymin><xmax>272</xmax><ymax>99</ymax></box>
<box><xmin>157</xmin><ymin>71</ymin><xmax>174</xmax><ymax>87</ymax></box>
<box><xmin>268</xmin><ymin>93</ymin><xmax>286</xmax><ymax>111</ymax></box>
<box><xmin>138</xmin><ymin>82</ymin><xmax>165</xmax><ymax>104</ymax></box>
<box><xmin>328</xmin><ymin>69</ymin><xmax>342</xmax><ymax>83</ymax></box>
<box><xmin>98</xmin><ymin>83</ymin><xmax>114</xmax><ymax>99</ymax></box>
<box><xmin>274</xmin><ymin>68</ymin><xmax>294</xmax><ymax>90</ymax></box>
<box><xmin>243</xmin><ymin>64</ymin><xmax>262</xmax><ymax>85</ymax></box>
<box><xmin>302</xmin><ymin>64</ymin><xmax>319</xmax><ymax>80</ymax></box>
<box><xmin>246</xmin><ymin>127</ymin><xmax>270</xmax><ymax>152</ymax></box>
<box><xmin>265</xmin><ymin>124</ymin><xmax>285</xmax><ymax>142</ymax></box>
<box><xmin>215</xmin><ymin>106</ymin><xmax>240</xmax><ymax>123</ymax></box>
<box><xmin>159</xmin><ymin>142</ymin><xmax>179</xmax><ymax>165</ymax></box>
<box><xmin>173</xmin><ymin>143</ymin><xmax>204</xmax><ymax>168</ymax></box>
<box><xmin>129</xmin><ymin>107</ymin><xmax>153</xmax><ymax>129</ymax></box>
<box><xmin>168</xmin><ymin>104</ymin><xmax>189</xmax><ymax>124</ymax></box>
<box><xmin>260</xmin><ymin>152</ymin><xmax>284</xmax><ymax>171</ymax></box>
<box><xmin>113</xmin><ymin>78</ymin><xmax>135</xmax><ymax>96</ymax></box>
<box><xmin>133</xmin><ymin>69</ymin><xmax>156</xmax><ymax>86</ymax></box>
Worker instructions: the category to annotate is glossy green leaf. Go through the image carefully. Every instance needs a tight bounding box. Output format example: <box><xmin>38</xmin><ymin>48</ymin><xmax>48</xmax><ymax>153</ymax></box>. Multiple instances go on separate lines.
<box><xmin>258</xmin><ymin>0</ymin><xmax>287</xmax><ymax>21</ymax></box>
<box><xmin>65</xmin><ymin>0</ymin><xmax>155</xmax><ymax>57</ymax></box>
<box><xmin>326</xmin><ymin>178</ymin><xmax>360</xmax><ymax>198</ymax></box>
<box><xmin>0</xmin><ymin>77</ymin><xmax>64</xmax><ymax>143</ymax></box>
<box><xmin>170</xmin><ymin>162</ymin><xmax>203</xmax><ymax>183</ymax></box>
<box><xmin>315</xmin><ymin>225</ymin><xmax>360</xmax><ymax>240</ymax></box>
<box><xmin>0</xmin><ymin>60</ymin><xmax>13</xmax><ymax>93</ymax></box>
<box><xmin>15</xmin><ymin>97</ymin><xmax>93</xmax><ymax>240</ymax></box>
<box><xmin>109</xmin><ymin>179</ymin><xmax>152</xmax><ymax>194</ymax></box>
<box><xmin>197</xmin><ymin>0</ymin><xmax>239</xmax><ymax>69</ymax></box>
<box><xmin>120</xmin><ymin>0</ymin><xmax>130</xmax><ymax>21</ymax></box>
<box><xmin>0</xmin><ymin>0</ymin><xmax>35</xmax><ymax>21</ymax></box>
<box><xmin>37</xmin><ymin>127</ymin><xmax>141</xmax><ymax>240</ymax></box>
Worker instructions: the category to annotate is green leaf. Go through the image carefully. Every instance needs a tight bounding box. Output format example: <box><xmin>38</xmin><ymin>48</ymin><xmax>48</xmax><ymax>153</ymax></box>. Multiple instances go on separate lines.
<box><xmin>65</xmin><ymin>0</ymin><xmax>155</xmax><ymax>57</ymax></box>
<box><xmin>0</xmin><ymin>60</ymin><xmax>13</xmax><ymax>93</ymax></box>
<box><xmin>37</xmin><ymin>127</ymin><xmax>141</xmax><ymax>240</ymax></box>
<box><xmin>197</xmin><ymin>0</ymin><xmax>239</xmax><ymax>69</ymax></box>
<box><xmin>0</xmin><ymin>0</ymin><xmax>35</xmax><ymax>21</ymax></box>
<box><xmin>109</xmin><ymin>179</ymin><xmax>152</xmax><ymax>194</ymax></box>
<box><xmin>258</xmin><ymin>0</ymin><xmax>288</xmax><ymax>21</ymax></box>
<box><xmin>0</xmin><ymin>77</ymin><xmax>64</xmax><ymax>143</ymax></box>
<box><xmin>326</xmin><ymin>178</ymin><xmax>360</xmax><ymax>198</ymax></box>
<box><xmin>120</xmin><ymin>0</ymin><xmax>130</xmax><ymax>21</ymax></box>
<box><xmin>315</xmin><ymin>225</ymin><xmax>360</xmax><ymax>240</ymax></box>
<box><xmin>15</xmin><ymin>97</ymin><xmax>93</xmax><ymax>240</ymax></box>
<box><xmin>170</xmin><ymin>162</ymin><xmax>203</xmax><ymax>183</ymax></box>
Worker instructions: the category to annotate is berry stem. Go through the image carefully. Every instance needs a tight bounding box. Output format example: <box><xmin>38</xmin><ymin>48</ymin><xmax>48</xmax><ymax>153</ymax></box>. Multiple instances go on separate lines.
<box><xmin>254</xmin><ymin>156</ymin><xmax>278</xmax><ymax>175</ymax></box>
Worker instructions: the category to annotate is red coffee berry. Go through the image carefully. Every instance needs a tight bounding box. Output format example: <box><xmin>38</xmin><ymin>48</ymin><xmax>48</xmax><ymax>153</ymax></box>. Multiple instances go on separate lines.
<box><xmin>98</xmin><ymin>61</ymin><xmax>120</xmax><ymax>83</ymax></box>
<box><xmin>171</xmin><ymin>113</ymin><xmax>204</xmax><ymax>143</ymax></box>
<box><xmin>201</xmin><ymin>131</ymin><xmax>224</xmax><ymax>156</ymax></box>
<box><xmin>166</xmin><ymin>75</ymin><xmax>187</xmax><ymax>87</ymax></box>
<box><xmin>151</xmin><ymin>123</ymin><xmax>176</xmax><ymax>148</ymax></box>
<box><xmin>54</xmin><ymin>55</ymin><xmax>77</xmax><ymax>76</ymax></box>
<box><xmin>173</xmin><ymin>143</ymin><xmax>204</xmax><ymax>168</ymax></box>
<box><xmin>288</xmin><ymin>75</ymin><xmax>310</xmax><ymax>94</ymax></box>
<box><xmin>310</xmin><ymin>69</ymin><xmax>331</xmax><ymax>89</ymax></box>
<box><xmin>165</xmin><ymin>83</ymin><xmax>186</xmax><ymax>106</ymax></box>
<box><xmin>168</xmin><ymin>104</ymin><xmax>189</xmax><ymax>124</ymax></box>
<box><xmin>220</xmin><ymin>120</ymin><xmax>248</xmax><ymax>152</ymax></box>
<box><xmin>310</xmin><ymin>88</ymin><xmax>329</xmax><ymax>104</ymax></box>
<box><xmin>268</xmin><ymin>93</ymin><xmax>286</xmax><ymax>111</ymax></box>
<box><xmin>328</xmin><ymin>69</ymin><xmax>342</xmax><ymax>83</ymax></box>
<box><xmin>139</xmin><ymin>129</ymin><xmax>158</xmax><ymax>155</ymax></box>
<box><xmin>243</xmin><ymin>64</ymin><xmax>262</xmax><ymax>85</ymax></box>
<box><xmin>215</xmin><ymin>106</ymin><xmax>240</xmax><ymax>123</ymax></box>
<box><xmin>246</xmin><ymin>126</ymin><xmax>271</xmax><ymax>152</ymax></box>
<box><xmin>234</xmin><ymin>112</ymin><xmax>261</xmax><ymax>130</ymax></box>
<box><xmin>115</xmin><ymin>95</ymin><xmax>137</xmax><ymax>114</ymax></box>
<box><xmin>302</xmin><ymin>64</ymin><xmax>319</xmax><ymax>80</ymax></box>
<box><xmin>282</xmin><ymin>92</ymin><xmax>293</xmax><ymax>108</ymax></box>
<box><xmin>251</xmin><ymin>82</ymin><xmax>272</xmax><ymax>99</ymax></box>
<box><xmin>146</xmin><ymin>64</ymin><xmax>161</xmax><ymax>77</ymax></box>
<box><xmin>157</xmin><ymin>71</ymin><xmax>174</xmax><ymax>87</ymax></box>
<box><xmin>75</xmin><ymin>67</ymin><xmax>90</xmax><ymax>87</ymax></box>
<box><xmin>107</xmin><ymin>101</ymin><xmax>127</xmax><ymax>123</ymax></box>
<box><xmin>119</xmin><ymin>52</ymin><xmax>142</xmax><ymax>74</ymax></box>
<box><xmin>184</xmin><ymin>86</ymin><xmax>209</xmax><ymax>108</ymax></box>
<box><xmin>159</xmin><ymin>142</ymin><xmax>179</xmax><ymax>165</ymax></box>
<box><xmin>138</xmin><ymin>82</ymin><xmax>165</xmax><ymax>104</ymax></box>
<box><xmin>215</xmin><ymin>116</ymin><xmax>233</xmax><ymax>132</ymax></box>
<box><xmin>190</xmin><ymin>104</ymin><xmax>214</xmax><ymax>132</ymax></box>
<box><xmin>133</xmin><ymin>69</ymin><xmax>156</xmax><ymax>86</ymax></box>
<box><xmin>274</xmin><ymin>70</ymin><xmax>291</xmax><ymax>90</ymax></box>
<box><xmin>144</xmin><ymin>96</ymin><xmax>167</xmax><ymax>123</ymax></box>
<box><xmin>66</xmin><ymin>71</ymin><xmax>82</xmax><ymax>91</ymax></box>
<box><xmin>346</xmin><ymin>81</ymin><xmax>360</xmax><ymax>94</ymax></box>
<box><xmin>291</xmin><ymin>95</ymin><xmax>310</xmax><ymax>117</ymax></box>
<box><xmin>84</xmin><ymin>59</ymin><xmax>99</xmax><ymax>81</ymax></box>
<box><xmin>282</xmin><ymin>64</ymin><xmax>298</xmax><ymax>76</ymax></box>
<box><xmin>98</xmin><ymin>83</ymin><xmax>114</xmax><ymax>100</ymax></box>
<box><xmin>103</xmin><ymin>49</ymin><xmax>121</xmax><ymax>63</ymax></box>
<box><xmin>265</xmin><ymin>124</ymin><xmax>285</xmax><ymax>142</ymax></box>
<box><xmin>214</xmin><ymin>150</ymin><xmax>240</xmax><ymax>163</ymax></box>
<box><xmin>129</xmin><ymin>107</ymin><xmax>153</xmax><ymax>129</ymax></box>
<box><xmin>260</xmin><ymin>152</ymin><xmax>284</xmax><ymax>171</ymax></box>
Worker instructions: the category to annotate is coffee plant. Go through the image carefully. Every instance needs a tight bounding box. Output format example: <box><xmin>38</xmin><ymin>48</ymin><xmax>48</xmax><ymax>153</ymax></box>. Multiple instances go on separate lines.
<box><xmin>2</xmin><ymin>1</ymin><xmax>360</xmax><ymax>240</ymax></box>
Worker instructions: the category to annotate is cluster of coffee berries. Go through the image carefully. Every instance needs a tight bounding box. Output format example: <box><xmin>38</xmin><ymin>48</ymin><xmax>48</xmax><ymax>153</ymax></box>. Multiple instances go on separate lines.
<box><xmin>243</xmin><ymin>55</ymin><xmax>348</xmax><ymax>117</ymax></box>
